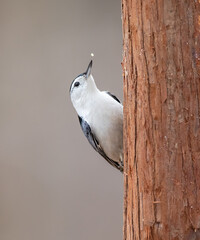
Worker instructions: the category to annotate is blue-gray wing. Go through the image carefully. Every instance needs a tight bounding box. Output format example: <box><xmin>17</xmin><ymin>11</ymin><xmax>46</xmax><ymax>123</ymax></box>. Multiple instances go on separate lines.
<box><xmin>106</xmin><ymin>91</ymin><xmax>121</xmax><ymax>104</ymax></box>
<box><xmin>78</xmin><ymin>116</ymin><xmax>123</xmax><ymax>172</ymax></box>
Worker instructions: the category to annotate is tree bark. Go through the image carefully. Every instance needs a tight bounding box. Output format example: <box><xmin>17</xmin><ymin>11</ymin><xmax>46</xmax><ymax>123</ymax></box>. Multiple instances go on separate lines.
<box><xmin>122</xmin><ymin>0</ymin><xmax>200</xmax><ymax>239</ymax></box>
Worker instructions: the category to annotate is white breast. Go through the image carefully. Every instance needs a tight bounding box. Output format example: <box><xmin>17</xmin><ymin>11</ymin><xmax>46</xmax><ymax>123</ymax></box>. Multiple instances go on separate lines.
<box><xmin>85</xmin><ymin>91</ymin><xmax>123</xmax><ymax>163</ymax></box>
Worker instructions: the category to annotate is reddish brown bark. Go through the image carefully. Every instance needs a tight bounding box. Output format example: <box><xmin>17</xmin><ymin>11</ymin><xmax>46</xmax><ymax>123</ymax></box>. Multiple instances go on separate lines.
<box><xmin>122</xmin><ymin>0</ymin><xmax>200</xmax><ymax>239</ymax></box>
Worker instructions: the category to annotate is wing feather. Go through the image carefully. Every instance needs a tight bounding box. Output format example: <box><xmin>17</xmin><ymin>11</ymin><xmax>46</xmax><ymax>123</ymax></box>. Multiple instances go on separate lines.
<box><xmin>78</xmin><ymin>116</ymin><xmax>123</xmax><ymax>172</ymax></box>
<box><xmin>106</xmin><ymin>91</ymin><xmax>121</xmax><ymax>104</ymax></box>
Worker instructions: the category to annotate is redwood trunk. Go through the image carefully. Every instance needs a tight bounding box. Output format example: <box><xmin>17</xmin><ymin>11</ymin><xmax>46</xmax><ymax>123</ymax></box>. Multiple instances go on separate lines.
<box><xmin>122</xmin><ymin>0</ymin><xmax>200</xmax><ymax>239</ymax></box>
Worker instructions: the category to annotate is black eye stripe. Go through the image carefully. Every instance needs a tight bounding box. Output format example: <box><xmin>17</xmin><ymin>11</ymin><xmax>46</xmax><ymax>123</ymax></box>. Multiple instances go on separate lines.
<box><xmin>74</xmin><ymin>82</ymin><xmax>80</xmax><ymax>87</ymax></box>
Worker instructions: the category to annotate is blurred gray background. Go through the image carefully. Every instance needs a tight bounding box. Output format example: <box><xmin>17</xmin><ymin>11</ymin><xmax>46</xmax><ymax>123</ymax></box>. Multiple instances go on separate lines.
<box><xmin>0</xmin><ymin>0</ymin><xmax>123</xmax><ymax>240</ymax></box>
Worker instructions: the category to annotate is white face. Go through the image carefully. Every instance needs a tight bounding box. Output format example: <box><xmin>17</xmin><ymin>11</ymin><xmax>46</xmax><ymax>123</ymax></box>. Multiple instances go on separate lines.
<box><xmin>70</xmin><ymin>60</ymin><xmax>96</xmax><ymax>116</ymax></box>
<box><xmin>70</xmin><ymin>74</ymin><xmax>88</xmax><ymax>104</ymax></box>
<box><xmin>70</xmin><ymin>60</ymin><xmax>93</xmax><ymax>104</ymax></box>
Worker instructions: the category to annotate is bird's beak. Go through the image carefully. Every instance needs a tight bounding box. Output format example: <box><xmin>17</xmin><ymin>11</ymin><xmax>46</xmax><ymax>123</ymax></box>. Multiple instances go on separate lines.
<box><xmin>86</xmin><ymin>60</ymin><xmax>92</xmax><ymax>79</ymax></box>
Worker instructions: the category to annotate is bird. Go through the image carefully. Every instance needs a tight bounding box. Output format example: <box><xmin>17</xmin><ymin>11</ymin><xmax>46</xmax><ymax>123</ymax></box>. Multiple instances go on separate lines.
<box><xmin>70</xmin><ymin>60</ymin><xmax>123</xmax><ymax>172</ymax></box>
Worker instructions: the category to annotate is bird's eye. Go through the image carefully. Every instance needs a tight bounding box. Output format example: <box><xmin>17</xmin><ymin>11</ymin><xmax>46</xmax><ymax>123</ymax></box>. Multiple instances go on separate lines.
<box><xmin>74</xmin><ymin>82</ymin><xmax>80</xmax><ymax>87</ymax></box>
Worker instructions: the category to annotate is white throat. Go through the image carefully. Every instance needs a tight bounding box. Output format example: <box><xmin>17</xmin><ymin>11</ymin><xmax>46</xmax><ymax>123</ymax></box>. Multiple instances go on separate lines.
<box><xmin>71</xmin><ymin>75</ymin><xmax>100</xmax><ymax>118</ymax></box>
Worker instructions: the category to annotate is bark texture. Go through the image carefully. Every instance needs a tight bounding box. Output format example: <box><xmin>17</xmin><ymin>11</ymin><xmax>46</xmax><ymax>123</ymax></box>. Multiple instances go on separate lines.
<box><xmin>122</xmin><ymin>0</ymin><xmax>200</xmax><ymax>239</ymax></box>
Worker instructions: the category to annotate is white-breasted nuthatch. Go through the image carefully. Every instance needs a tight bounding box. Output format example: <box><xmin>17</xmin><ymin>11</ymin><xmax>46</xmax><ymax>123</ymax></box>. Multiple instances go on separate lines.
<box><xmin>70</xmin><ymin>61</ymin><xmax>123</xmax><ymax>172</ymax></box>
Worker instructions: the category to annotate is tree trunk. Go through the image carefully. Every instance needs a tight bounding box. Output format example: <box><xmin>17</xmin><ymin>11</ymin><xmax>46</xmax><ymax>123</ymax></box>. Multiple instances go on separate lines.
<box><xmin>122</xmin><ymin>0</ymin><xmax>200</xmax><ymax>239</ymax></box>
